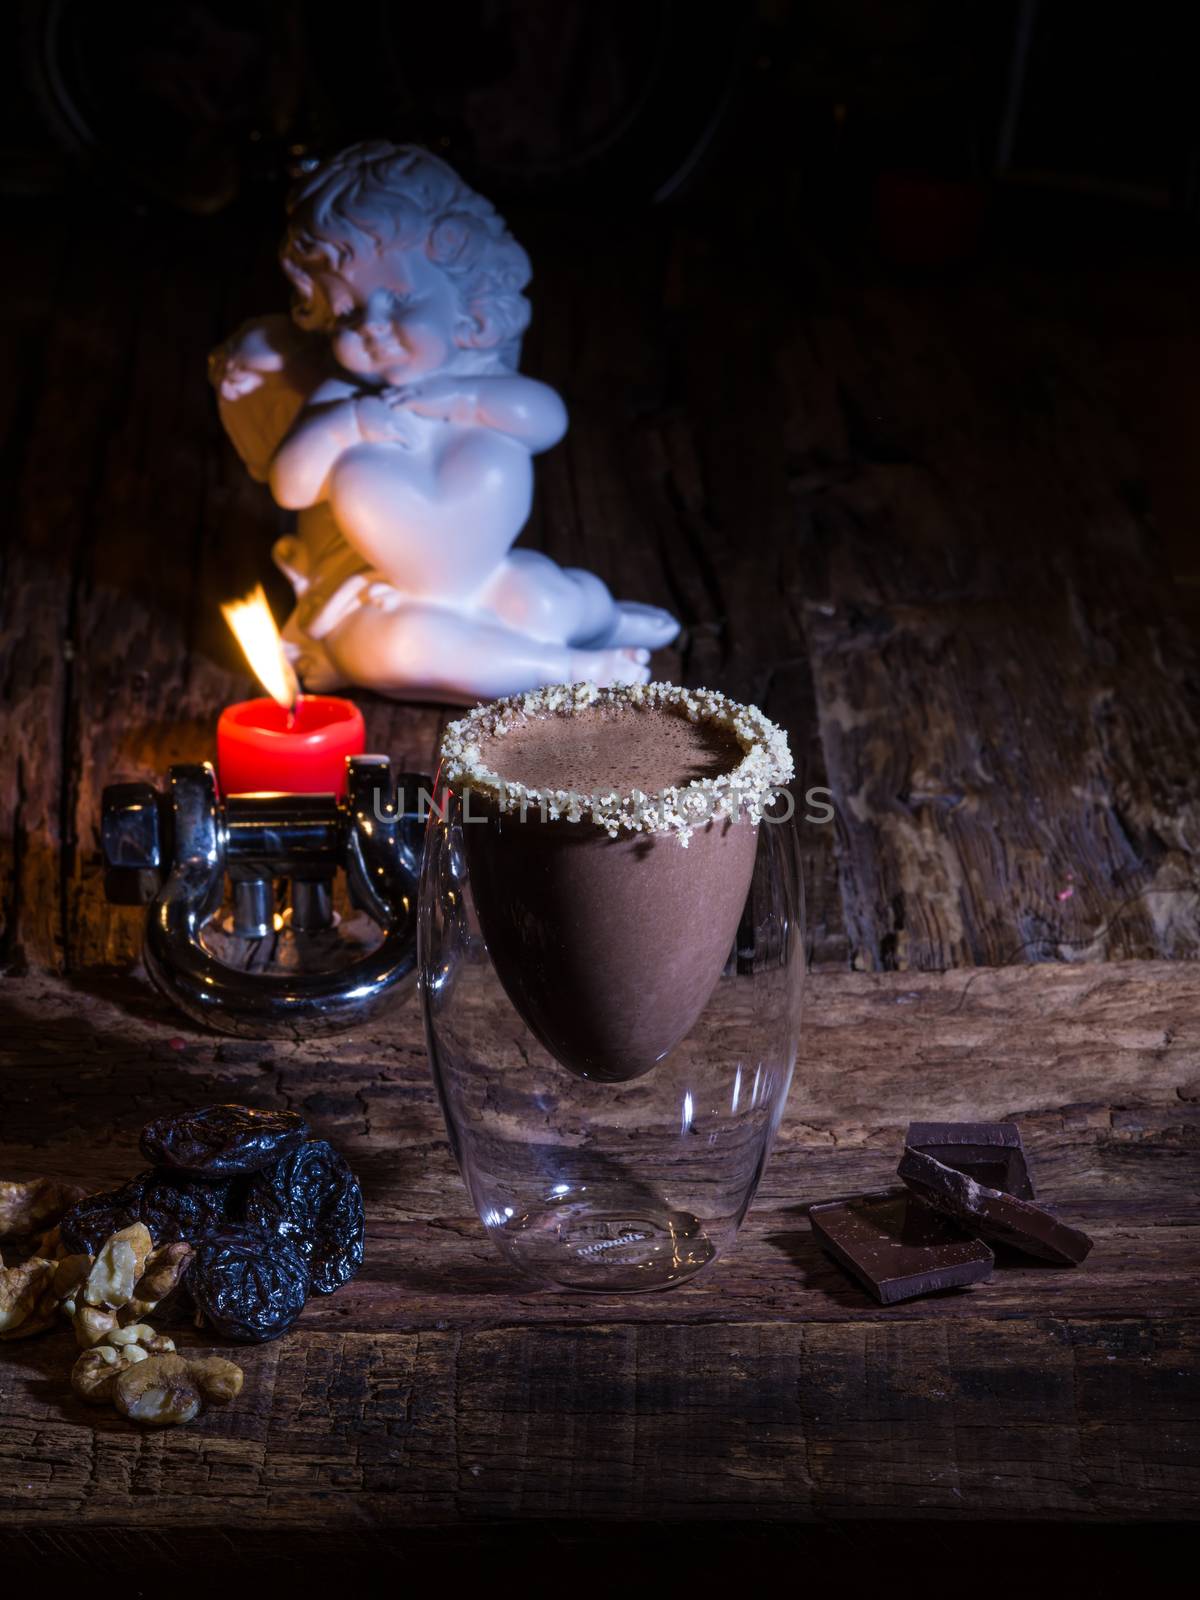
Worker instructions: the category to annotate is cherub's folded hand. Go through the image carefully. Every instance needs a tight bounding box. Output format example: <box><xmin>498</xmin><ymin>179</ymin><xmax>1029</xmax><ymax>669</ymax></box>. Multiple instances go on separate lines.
<box><xmin>388</xmin><ymin>376</ymin><xmax>478</xmax><ymax>425</ymax></box>
<box><xmin>356</xmin><ymin>393</ymin><xmax>421</xmax><ymax>448</ymax></box>
<box><xmin>210</xmin><ymin>354</ymin><xmax>265</xmax><ymax>403</ymax></box>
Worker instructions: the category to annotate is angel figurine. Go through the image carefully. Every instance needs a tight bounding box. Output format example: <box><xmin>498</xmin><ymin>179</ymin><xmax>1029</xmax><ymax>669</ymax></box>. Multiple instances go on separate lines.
<box><xmin>209</xmin><ymin>141</ymin><xmax>679</xmax><ymax>702</ymax></box>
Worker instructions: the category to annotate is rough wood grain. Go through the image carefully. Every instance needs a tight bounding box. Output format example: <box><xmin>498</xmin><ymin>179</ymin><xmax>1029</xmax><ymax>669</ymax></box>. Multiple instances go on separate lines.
<box><xmin>7</xmin><ymin>205</ymin><xmax>1198</xmax><ymax>976</ymax></box>
<box><xmin>3</xmin><ymin>186</ymin><xmax>1200</xmax><ymax>1558</ymax></box>
<box><xmin>787</xmin><ymin>254</ymin><xmax>1200</xmax><ymax>969</ymax></box>
<box><xmin>1</xmin><ymin>962</ymin><xmax>1197</xmax><ymax>1528</ymax></box>
<box><xmin>0</xmin><ymin>210</ymin><xmax>141</xmax><ymax>973</ymax></box>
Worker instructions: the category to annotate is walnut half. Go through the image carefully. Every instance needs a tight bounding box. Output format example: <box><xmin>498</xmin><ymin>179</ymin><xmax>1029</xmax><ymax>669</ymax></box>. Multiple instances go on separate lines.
<box><xmin>105</xmin><ymin>1323</ymin><xmax>176</xmax><ymax>1354</ymax></box>
<box><xmin>113</xmin><ymin>1355</ymin><xmax>202</xmax><ymax>1426</ymax></box>
<box><xmin>186</xmin><ymin>1356</ymin><xmax>244</xmax><ymax>1405</ymax></box>
<box><xmin>82</xmin><ymin>1223</ymin><xmax>152</xmax><ymax>1311</ymax></box>
<box><xmin>73</xmin><ymin>1304</ymin><xmax>119</xmax><ymax>1349</ymax></box>
<box><xmin>52</xmin><ymin>1254</ymin><xmax>92</xmax><ymax>1318</ymax></box>
<box><xmin>71</xmin><ymin>1327</ymin><xmax>178</xmax><ymax>1404</ymax></box>
<box><xmin>112</xmin><ymin>1350</ymin><xmax>245</xmax><ymax>1426</ymax></box>
<box><xmin>0</xmin><ymin>1258</ymin><xmax>56</xmax><ymax>1339</ymax></box>
<box><xmin>0</xmin><ymin>1179</ymin><xmax>88</xmax><ymax>1241</ymax></box>
<box><xmin>119</xmin><ymin>1241</ymin><xmax>193</xmax><ymax>1325</ymax></box>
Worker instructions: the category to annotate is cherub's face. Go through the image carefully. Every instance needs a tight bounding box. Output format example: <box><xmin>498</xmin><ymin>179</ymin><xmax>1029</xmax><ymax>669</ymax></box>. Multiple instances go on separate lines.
<box><xmin>308</xmin><ymin>241</ymin><xmax>460</xmax><ymax>385</ymax></box>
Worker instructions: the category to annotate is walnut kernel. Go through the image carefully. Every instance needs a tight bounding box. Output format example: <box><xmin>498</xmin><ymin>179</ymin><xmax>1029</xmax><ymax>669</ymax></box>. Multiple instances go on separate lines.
<box><xmin>71</xmin><ymin>1325</ymin><xmax>179</xmax><ymax>1403</ymax></box>
<box><xmin>71</xmin><ymin>1343</ymin><xmax>134</xmax><ymax>1403</ymax></box>
<box><xmin>52</xmin><ymin>1253</ymin><xmax>92</xmax><ymax>1317</ymax></box>
<box><xmin>106</xmin><ymin>1323</ymin><xmax>176</xmax><ymax>1356</ymax></box>
<box><xmin>187</xmin><ymin>1356</ymin><xmax>244</xmax><ymax>1404</ymax></box>
<box><xmin>73</xmin><ymin>1304</ymin><xmax>119</xmax><ymax>1348</ymax></box>
<box><xmin>120</xmin><ymin>1241</ymin><xmax>193</xmax><ymax>1325</ymax></box>
<box><xmin>114</xmin><ymin>1355</ymin><xmax>202</xmax><ymax>1426</ymax></box>
<box><xmin>0</xmin><ymin>1258</ymin><xmax>56</xmax><ymax>1337</ymax></box>
<box><xmin>0</xmin><ymin>1179</ymin><xmax>88</xmax><ymax>1240</ymax></box>
<box><xmin>83</xmin><ymin>1223</ymin><xmax>153</xmax><ymax>1311</ymax></box>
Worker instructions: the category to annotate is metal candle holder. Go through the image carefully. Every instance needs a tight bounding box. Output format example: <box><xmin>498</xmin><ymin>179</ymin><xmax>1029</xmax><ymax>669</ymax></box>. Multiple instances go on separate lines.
<box><xmin>101</xmin><ymin>757</ymin><xmax>429</xmax><ymax>1038</ymax></box>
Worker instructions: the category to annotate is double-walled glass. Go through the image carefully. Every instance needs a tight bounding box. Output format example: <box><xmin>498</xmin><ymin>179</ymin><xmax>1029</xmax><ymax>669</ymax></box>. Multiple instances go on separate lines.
<box><xmin>419</xmin><ymin>778</ymin><xmax>804</xmax><ymax>1292</ymax></box>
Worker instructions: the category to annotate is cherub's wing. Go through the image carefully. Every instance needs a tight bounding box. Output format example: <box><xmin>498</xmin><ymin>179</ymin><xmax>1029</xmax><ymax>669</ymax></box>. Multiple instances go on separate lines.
<box><xmin>209</xmin><ymin>315</ymin><xmax>327</xmax><ymax>483</ymax></box>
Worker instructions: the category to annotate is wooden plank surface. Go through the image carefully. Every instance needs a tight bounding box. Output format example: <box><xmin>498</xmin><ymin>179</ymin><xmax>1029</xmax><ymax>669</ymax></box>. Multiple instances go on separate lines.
<box><xmin>4</xmin><ymin>204</ymin><xmax>1200</xmax><ymax>976</ymax></box>
<box><xmin>1</xmin><ymin>960</ymin><xmax>1197</xmax><ymax>1528</ymax></box>
<box><xmin>789</xmin><ymin>256</ymin><xmax>1200</xmax><ymax>969</ymax></box>
<box><xmin>3</xmin><ymin>179</ymin><xmax>1200</xmax><ymax>1552</ymax></box>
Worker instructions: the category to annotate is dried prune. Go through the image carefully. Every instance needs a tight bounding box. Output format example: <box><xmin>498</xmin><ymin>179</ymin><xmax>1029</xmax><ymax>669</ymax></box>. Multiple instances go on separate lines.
<box><xmin>188</xmin><ymin>1227</ymin><xmax>309</xmax><ymax>1342</ymax></box>
<box><xmin>137</xmin><ymin>1171</ymin><xmax>242</xmax><ymax>1245</ymax></box>
<box><xmin>140</xmin><ymin>1105</ymin><xmax>309</xmax><ymax>1178</ymax></box>
<box><xmin>60</xmin><ymin>1190</ymin><xmax>139</xmax><ymax>1256</ymax></box>
<box><xmin>60</xmin><ymin>1171</ymin><xmax>240</xmax><ymax>1255</ymax></box>
<box><xmin>244</xmin><ymin>1140</ymin><xmax>364</xmax><ymax>1295</ymax></box>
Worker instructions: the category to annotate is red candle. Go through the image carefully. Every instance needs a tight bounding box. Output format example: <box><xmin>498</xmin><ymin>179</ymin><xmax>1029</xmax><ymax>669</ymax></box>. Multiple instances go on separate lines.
<box><xmin>217</xmin><ymin>695</ymin><xmax>366</xmax><ymax>797</ymax></box>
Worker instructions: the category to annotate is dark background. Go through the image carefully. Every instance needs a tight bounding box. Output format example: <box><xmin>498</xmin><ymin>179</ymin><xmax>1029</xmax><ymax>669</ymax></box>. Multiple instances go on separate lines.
<box><xmin>6</xmin><ymin>0</ymin><xmax>1200</xmax><ymax>645</ymax></box>
<box><xmin>8</xmin><ymin>0</ymin><xmax>1200</xmax><ymax>224</ymax></box>
<box><xmin>6</xmin><ymin>0</ymin><xmax>1200</xmax><ymax>635</ymax></box>
<box><xmin>4</xmin><ymin>0</ymin><xmax>1199</xmax><ymax>978</ymax></box>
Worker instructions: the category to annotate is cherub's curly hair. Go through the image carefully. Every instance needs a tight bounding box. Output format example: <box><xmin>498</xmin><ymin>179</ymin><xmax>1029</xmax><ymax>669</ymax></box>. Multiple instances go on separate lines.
<box><xmin>281</xmin><ymin>141</ymin><xmax>532</xmax><ymax>373</ymax></box>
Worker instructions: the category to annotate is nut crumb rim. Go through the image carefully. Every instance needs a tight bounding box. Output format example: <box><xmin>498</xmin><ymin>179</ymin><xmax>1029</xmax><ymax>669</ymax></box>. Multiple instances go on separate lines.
<box><xmin>439</xmin><ymin>681</ymin><xmax>794</xmax><ymax>843</ymax></box>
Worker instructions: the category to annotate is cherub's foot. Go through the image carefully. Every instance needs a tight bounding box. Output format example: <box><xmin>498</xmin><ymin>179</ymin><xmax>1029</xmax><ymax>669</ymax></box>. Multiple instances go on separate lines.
<box><xmin>569</xmin><ymin>646</ymin><xmax>651</xmax><ymax>688</ymax></box>
<box><xmin>284</xmin><ymin>636</ymin><xmax>347</xmax><ymax>693</ymax></box>
<box><xmin>590</xmin><ymin>602</ymin><xmax>680</xmax><ymax>650</ymax></box>
<box><xmin>272</xmin><ymin>534</ymin><xmax>311</xmax><ymax>595</ymax></box>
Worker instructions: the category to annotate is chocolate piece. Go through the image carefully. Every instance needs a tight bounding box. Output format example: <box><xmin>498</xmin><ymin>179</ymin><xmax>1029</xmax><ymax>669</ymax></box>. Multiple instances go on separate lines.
<box><xmin>898</xmin><ymin>1147</ymin><xmax>1093</xmax><ymax>1265</ymax></box>
<box><xmin>809</xmin><ymin>1190</ymin><xmax>994</xmax><ymax>1305</ymax></box>
<box><xmin>905</xmin><ymin>1121</ymin><xmax>1034</xmax><ymax>1199</ymax></box>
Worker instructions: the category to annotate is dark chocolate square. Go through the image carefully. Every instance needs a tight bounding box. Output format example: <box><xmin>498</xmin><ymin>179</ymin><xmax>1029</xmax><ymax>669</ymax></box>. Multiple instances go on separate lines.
<box><xmin>898</xmin><ymin>1147</ymin><xmax>1093</xmax><ymax>1265</ymax></box>
<box><xmin>809</xmin><ymin>1190</ymin><xmax>994</xmax><ymax>1305</ymax></box>
<box><xmin>906</xmin><ymin>1121</ymin><xmax>1035</xmax><ymax>1199</ymax></box>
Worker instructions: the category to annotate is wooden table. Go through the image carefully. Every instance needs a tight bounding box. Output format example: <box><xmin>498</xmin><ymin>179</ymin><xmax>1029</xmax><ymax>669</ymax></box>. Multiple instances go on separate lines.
<box><xmin>2</xmin><ymin>193</ymin><xmax>1199</xmax><ymax>1568</ymax></box>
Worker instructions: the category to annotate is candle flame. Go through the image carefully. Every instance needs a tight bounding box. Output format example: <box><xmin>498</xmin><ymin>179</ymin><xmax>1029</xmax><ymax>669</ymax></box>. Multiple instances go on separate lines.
<box><xmin>220</xmin><ymin>585</ymin><xmax>299</xmax><ymax>709</ymax></box>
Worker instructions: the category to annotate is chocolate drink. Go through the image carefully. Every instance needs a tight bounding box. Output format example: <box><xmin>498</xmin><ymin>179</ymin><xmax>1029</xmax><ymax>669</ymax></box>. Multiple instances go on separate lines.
<box><xmin>443</xmin><ymin>684</ymin><xmax>793</xmax><ymax>1083</ymax></box>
